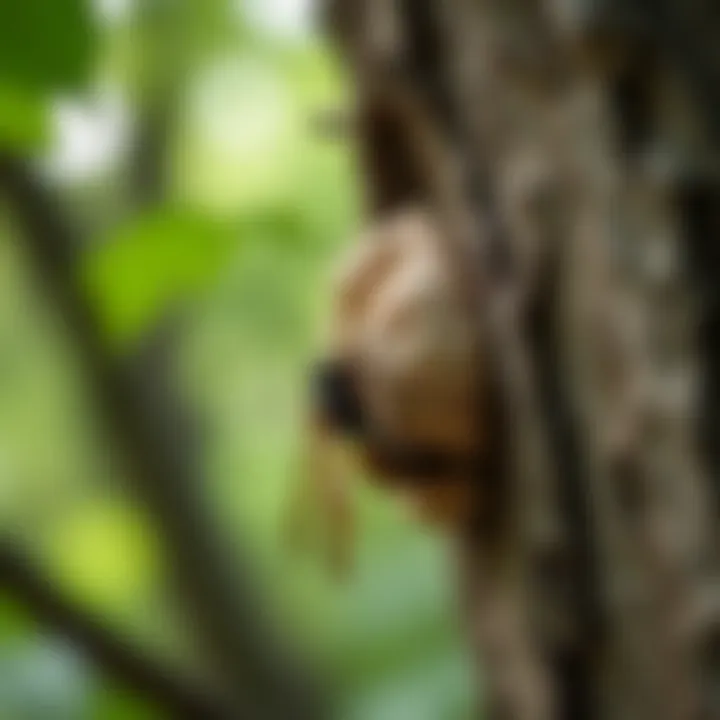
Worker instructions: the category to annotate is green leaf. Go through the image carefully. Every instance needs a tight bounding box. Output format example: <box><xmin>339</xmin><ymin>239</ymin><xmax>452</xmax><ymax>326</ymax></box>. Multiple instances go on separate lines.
<box><xmin>0</xmin><ymin>0</ymin><xmax>95</xmax><ymax>92</ymax></box>
<box><xmin>0</xmin><ymin>84</ymin><xmax>49</xmax><ymax>151</ymax></box>
<box><xmin>81</xmin><ymin>209</ymin><xmax>237</xmax><ymax>350</ymax></box>
<box><xmin>91</xmin><ymin>685</ymin><xmax>159</xmax><ymax>720</ymax></box>
<box><xmin>46</xmin><ymin>502</ymin><xmax>159</xmax><ymax>612</ymax></box>
<box><xmin>0</xmin><ymin>597</ymin><xmax>34</xmax><ymax>652</ymax></box>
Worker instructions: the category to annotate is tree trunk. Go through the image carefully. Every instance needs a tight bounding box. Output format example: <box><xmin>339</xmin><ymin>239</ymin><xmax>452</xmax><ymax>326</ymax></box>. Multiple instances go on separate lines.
<box><xmin>325</xmin><ymin>1</ymin><xmax>720</xmax><ymax>718</ymax></box>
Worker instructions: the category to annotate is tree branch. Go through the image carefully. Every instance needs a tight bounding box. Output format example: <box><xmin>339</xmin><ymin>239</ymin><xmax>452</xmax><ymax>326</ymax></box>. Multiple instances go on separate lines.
<box><xmin>0</xmin><ymin>541</ymin><xmax>234</xmax><ymax>719</ymax></box>
<box><xmin>0</xmin><ymin>153</ymin><xmax>325</xmax><ymax>720</ymax></box>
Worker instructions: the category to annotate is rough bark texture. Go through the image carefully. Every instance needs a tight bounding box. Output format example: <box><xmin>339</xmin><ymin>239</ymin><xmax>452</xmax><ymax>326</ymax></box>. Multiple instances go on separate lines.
<box><xmin>325</xmin><ymin>1</ymin><xmax>720</xmax><ymax>718</ymax></box>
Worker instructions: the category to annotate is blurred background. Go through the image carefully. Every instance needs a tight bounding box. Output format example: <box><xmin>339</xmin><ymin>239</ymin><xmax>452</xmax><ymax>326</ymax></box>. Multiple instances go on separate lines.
<box><xmin>0</xmin><ymin>1</ymin><xmax>474</xmax><ymax>718</ymax></box>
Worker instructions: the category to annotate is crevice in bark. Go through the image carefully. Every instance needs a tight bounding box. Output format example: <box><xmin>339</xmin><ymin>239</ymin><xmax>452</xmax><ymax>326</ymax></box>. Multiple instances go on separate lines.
<box><xmin>675</xmin><ymin>176</ymin><xmax>720</xmax><ymax>516</ymax></box>
<box><xmin>525</xmin><ymin>237</ymin><xmax>602</xmax><ymax>720</ymax></box>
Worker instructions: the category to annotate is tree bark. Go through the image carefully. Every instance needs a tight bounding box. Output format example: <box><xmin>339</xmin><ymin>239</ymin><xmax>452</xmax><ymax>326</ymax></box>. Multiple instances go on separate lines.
<box><xmin>325</xmin><ymin>1</ymin><xmax>720</xmax><ymax>717</ymax></box>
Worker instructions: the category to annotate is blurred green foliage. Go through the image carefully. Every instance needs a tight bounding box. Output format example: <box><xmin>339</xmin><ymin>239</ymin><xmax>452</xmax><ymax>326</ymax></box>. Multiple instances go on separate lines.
<box><xmin>82</xmin><ymin>209</ymin><xmax>235</xmax><ymax>350</ymax></box>
<box><xmin>0</xmin><ymin>1</ymin><xmax>474</xmax><ymax>718</ymax></box>
<box><xmin>0</xmin><ymin>0</ymin><xmax>94</xmax><ymax>93</ymax></box>
<box><xmin>0</xmin><ymin>85</ymin><xmax>49</xmax><ymax>151</ymax></box>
